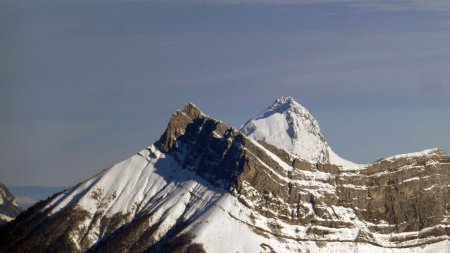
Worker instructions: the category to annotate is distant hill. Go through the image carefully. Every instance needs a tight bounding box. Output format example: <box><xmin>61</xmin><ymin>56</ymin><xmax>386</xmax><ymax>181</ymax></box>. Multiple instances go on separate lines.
<box><xmin>9</xmin><ymin>186</ymin><xmax>67</xmax><ymax>209</ymax></box>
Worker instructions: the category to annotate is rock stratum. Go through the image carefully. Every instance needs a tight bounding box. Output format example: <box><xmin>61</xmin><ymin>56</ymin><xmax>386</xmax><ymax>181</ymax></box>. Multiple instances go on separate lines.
<box><xmin>0</xmin><ymin>97</ymin><xmax>449</xmax><ymax>253</ymax></box>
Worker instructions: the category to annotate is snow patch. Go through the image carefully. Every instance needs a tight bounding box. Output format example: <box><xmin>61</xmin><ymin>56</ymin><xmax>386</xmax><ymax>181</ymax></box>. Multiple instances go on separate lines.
<box><xmin>382</xmin><ymin>148</ymin><xmax>445</xmax><ymax>162</ymax></box>
<box><xmin>0</xmin><ymin>213</ymin><xmax>13</xmax><ymax>222</ymax></box>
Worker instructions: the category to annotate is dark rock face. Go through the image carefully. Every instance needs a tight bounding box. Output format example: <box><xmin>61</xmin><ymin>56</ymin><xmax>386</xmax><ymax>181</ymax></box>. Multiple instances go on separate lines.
<box><xmin>0</xmin><ymin>103</ymin><xmax>448</xmax><ymax>252</ymax></box>
<box><xmin>0</xmin><ymin>182</ymin><xmax>22</xmax><ymax>226</ymax></box>
<box><xmin>156</xmin><ymin>103</ymin><xmax>247</xmax><ymax>188</ymax></box>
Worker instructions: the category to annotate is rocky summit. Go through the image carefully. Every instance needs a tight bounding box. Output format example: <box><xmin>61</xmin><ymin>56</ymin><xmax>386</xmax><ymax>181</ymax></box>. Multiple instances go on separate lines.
<box><xmin>0</xmin><ymin>98</ymin><xmax>449</xmax><ymax>253</ymax></box>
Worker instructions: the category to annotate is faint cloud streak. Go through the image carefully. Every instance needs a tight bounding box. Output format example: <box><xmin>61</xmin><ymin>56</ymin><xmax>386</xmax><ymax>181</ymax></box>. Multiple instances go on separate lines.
<box><xmin>71</xmin><ymin>0</ymin><xmax>450</xmax><ymax>12</ymax></box>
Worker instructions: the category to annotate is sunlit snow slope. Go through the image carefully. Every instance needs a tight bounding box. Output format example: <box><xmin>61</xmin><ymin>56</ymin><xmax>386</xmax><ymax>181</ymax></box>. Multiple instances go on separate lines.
<box><xmin>241</xmin><ymin>97</ymin><xmax>357</xmax><ymax>167</ymax></box>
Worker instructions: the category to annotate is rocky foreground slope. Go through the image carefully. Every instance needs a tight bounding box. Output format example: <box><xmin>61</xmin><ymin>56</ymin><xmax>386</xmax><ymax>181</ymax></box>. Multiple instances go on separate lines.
<box><xmin>0</xmin><ymin>98</ymin><xmax>449</xmax><ymax>253</ymax></box>
<box><xmin>0</xmin><ymin>182</ymin><xmax>21</xmax><ymax>226</ymax></box>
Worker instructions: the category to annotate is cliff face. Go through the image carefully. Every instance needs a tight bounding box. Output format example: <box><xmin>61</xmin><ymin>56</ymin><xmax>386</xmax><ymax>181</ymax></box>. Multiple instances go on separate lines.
<box><xmin>0</xmin><ymin>100</ymin><xmax>448</xmax><ymax>253</ymax></box>
<box><xmin>155</xmin><ymin>103</ymin><xmax>247</xmax><ymax>188</ymax></box>
<box><xmin>341</xmin><ymin>153</ymin><xmax>450</xmax><ymax>236</ymax></box>
<box><xmin>233</xmin><ymin>142</ymin><xmax>449</xmax><ymax>247</ymax></box>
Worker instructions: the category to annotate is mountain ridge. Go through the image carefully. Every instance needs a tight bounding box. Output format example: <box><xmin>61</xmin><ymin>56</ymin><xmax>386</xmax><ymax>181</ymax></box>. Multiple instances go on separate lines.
<box><xmin>0</xmin><ymin>98</ymin><xmax>449</xmax><ymax>253</ymax></box>
<box><xmin>0</xmin><ymin>182</ymin><xmax>22</xmax><ymax>226</ymax></box>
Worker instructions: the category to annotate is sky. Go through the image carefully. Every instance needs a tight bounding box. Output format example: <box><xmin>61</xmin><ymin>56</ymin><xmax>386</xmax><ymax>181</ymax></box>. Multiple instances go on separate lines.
<box><xmin>1</xmin><ymin>0</ymin><xmax>450</xmax><ymax>187</ymax></box>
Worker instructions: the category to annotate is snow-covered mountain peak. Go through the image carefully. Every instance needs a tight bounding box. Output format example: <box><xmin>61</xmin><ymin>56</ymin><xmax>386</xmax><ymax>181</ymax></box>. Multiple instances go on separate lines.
<box><xmin>241</xmin><ymin>97</ymin><xmax>357</xmax><ymax>167</ymax></box>
<box><xmin>271</xmin><ymin>96</ymin><xmax>296</xmax><ymax>108</ymax></box>
<box><xmin>262</xmin><ymin>96</ymin><xmax>314</xmax><ymax>121</ymax></box>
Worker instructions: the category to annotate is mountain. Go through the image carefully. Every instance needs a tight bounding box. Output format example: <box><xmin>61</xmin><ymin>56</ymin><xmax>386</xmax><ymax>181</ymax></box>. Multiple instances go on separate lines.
<box><xmin>1</xmin><ymin>99</ymin><xmax>449</xmax><ymax>253</ymax></box>
<box><xmin>0</xmin><ymin>182</ymin><xmax>22</xmax><ymax>226</ymax></box>
<box><xmin>241</xmin><ymin>97</ymin><xmax>357</xmax><ymax>167</ymax></box>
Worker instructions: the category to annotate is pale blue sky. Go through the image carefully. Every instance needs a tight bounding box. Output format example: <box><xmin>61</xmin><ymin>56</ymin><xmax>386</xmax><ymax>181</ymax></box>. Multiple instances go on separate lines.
<box><xmin>1</xmin><ymin>0</ymin><xmax>450</xmax><ymax>186</ymax></box>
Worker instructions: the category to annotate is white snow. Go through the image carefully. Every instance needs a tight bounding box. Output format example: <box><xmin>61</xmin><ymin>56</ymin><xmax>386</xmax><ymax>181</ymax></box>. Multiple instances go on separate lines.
<box><xmin>241</xmin><ymin>97</ymin><xmax>362</xmax><ymax>168</ymax></box>
<box><xmin>402</xmin><ymin>176</ymin><xmax>424</xmax><ymax>183</ymax></box>
<box><xmin>382</xmin><ymin>148</ymin><xmax>445</xmax><ymax>162</ymax></box>
<box><xmin>241</xmin><ymin>97</ymin><xmax>329</xmax><ymax>163</ymax></box>
<box><xmin>183</xmin><ymin>192</ymin><xmax>450</xmax><ymax>253</ymax></box>
<box><xmin>0</xmin><ymin>213</ymin><xmax>13</xmax><ymax>222</ymax></box>
<box><xmin>42</xmin><ymin>145</ymin><xmax>224</xmax><ymax>249</ymax></box>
